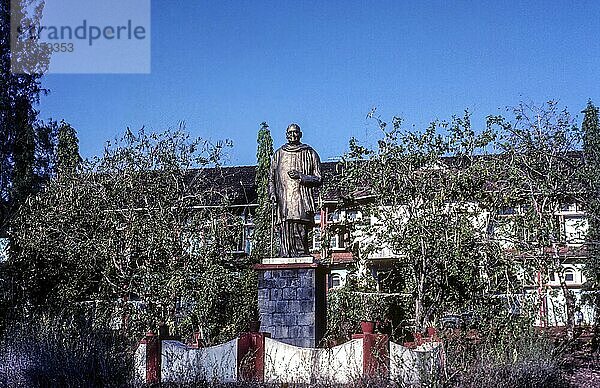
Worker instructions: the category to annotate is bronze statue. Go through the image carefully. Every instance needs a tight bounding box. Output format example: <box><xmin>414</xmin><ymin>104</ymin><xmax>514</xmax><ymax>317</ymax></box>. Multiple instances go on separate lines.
<box><xmin>269</xmin><ymin>123</ymin><xmax>322</xmax><ymax>257</ymax></box>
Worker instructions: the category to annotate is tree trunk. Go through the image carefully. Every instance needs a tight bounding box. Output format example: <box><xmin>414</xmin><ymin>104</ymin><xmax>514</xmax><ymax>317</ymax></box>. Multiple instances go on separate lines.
<box><xmin>560</xmin><ymin>279</ymin><xmax>576</xmax><ymax>340</ymax></box>
<box><xmin>415</xmin><ymin>265</ymin><xmax>425</xmax><ymax>333</ymax></box>
<box><xmin>414</xmin><ymin>238</ymin><xmax>427</xmax><ymax>333</ymax></box>
<box><xmin>592</xmin><ymin>293</ymin><xmax>600</xmax><ymax>352</ymax></box>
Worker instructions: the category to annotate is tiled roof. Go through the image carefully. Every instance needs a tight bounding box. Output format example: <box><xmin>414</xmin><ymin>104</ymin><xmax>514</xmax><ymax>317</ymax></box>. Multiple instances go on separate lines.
<box><xmin>199</xmin><ymin>165</ymin><xmax>259</xmax><ymax>205</ymax></box>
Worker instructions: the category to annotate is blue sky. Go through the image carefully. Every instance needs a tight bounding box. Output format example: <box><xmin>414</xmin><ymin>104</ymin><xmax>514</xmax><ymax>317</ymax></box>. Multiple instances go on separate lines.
<box><xmin>37</xmin><ymin>0</ymin><xmax>600</xmax><ymax>165</ymax></box>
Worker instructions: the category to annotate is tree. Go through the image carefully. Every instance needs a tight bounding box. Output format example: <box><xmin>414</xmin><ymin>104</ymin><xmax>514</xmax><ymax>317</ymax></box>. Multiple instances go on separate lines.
<box><xmin>336</xmin><ymin>110</ymin><xmax>509</xmax><ymax>332</ymax></box>
<box><xmin>487</xmin><ymin>101</ymin><xmax>582</xmax><ymax>338</ymax></box>
<box><xmin>9</xmin><ymin>127</ymin><xmax>255</xmax><ymax>342</ymax></box>
<box><xmin>583</xmin><ymin>100</ymin><xmax>600</xmax><ymax>269</ymax></box>
<box><xmin>0</xmin><ymin>0</ymin><xmax>52</xmax><ymax>229</ymax></box>
<box><xmin>581</xmin><ymin>100</ymin><xmax>600</xmax><ymax>339</ymax></box>
<box><xmin>56</xmin><ymin>120</ymin><xmax>81</xmax><ymax>177</ymax></box>
<box><xmin>252</xmin><ymin>122</ymin><xmax>274</xmax><ymax>259</ymax></box>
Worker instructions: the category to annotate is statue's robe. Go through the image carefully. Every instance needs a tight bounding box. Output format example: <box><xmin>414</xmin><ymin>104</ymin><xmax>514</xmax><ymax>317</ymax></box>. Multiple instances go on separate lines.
<box><xmin>268</xmin><ymin>143</ymin><xmax>322</xmax><ymax>257</ymax></box>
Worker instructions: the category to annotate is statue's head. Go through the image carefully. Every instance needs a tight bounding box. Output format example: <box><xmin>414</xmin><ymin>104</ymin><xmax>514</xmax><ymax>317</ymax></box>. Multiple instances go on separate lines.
<box><xmin>286</xmin><ymin>123</ymin><xmax>302</xmax><ymax>145</ymax></box>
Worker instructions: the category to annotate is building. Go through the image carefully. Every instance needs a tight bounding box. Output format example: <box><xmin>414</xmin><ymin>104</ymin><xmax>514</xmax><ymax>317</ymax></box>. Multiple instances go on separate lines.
<box><xmin>3</xmin><ymin>158</ymin><xmax>592</xmax><ymax>328</ymax></box>
<box><xmin>216</xmin><ymin>159</ymin><xmax>595</xmax><ymax>327</ymax></box>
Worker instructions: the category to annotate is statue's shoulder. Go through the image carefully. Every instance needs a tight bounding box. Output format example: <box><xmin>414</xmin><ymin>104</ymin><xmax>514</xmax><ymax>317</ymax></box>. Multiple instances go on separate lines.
<box><xmin>302</xmin><ymin>144</ymin><xmax>320</xmax><ymax>158</ymax></box>
<box><xmin>281</xmin><ymin>143</ymin><xmax>315</xmax><ymax>153</ymax></box>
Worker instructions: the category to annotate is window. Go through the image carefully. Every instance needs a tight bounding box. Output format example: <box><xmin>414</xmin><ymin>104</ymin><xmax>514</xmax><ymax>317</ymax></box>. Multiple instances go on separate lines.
<box><xmin>226</xmin><ymin>216</ymin><xmax>245</xmax><ymax>253</ymax></box>
<box><xmin>244</xmin><ymin>225</ymin><xmax>254</xmax><ymax>254</ymax></box>
<box><xmin>561</xmin><ymin>203</ymin><xmax>573</xmax><ymax>212</ymax></box>
<box><xmin>346</xmin><ymin>210</ymin><xmax>359</xmax><ymax>222</ymax></box>
<box><xmin>330</xmin><ymin>231</ymin><xmax>344</xmax><ymax>249</ymax></box>
<box><xmin>563</xmin><ymin>215</ymin><xmax>587</xmax><ymax>244</ymax></box>
<box><xmin>498</xmin><ymin>207</ymin><xmax>516</xmax><ymax>216</ymax></box>
<box><xmin>312</xmin><ymin>210</ymin><xmax>345</xmax><ymax>251</ymax></box>
<box><xmin>331</xmin><ymin>274</ymin><xmax>342</xmax><ymax>288</ymax></box>
<box><xmin>327</xmin><ymin>210</ymin><xmax>340</xmax><ymax>223</ymax></box>
<box><xmin>564</xmin><ymin>269</ymin><xmax>575</xmax><ymax>283</ymax></box>
<box><xmin>243</xmin><ymin>212</ymin><xmax>254</xmax><ymax>254</ymax></box>
<box><xmin>312</xmin><ymin>227</ymin><xmax>322</xmax><ymax>250</ymax></box>
<box><xmin>314</xmin><ymin>213</ymin><xmax>321</xmax><ymax>224</ymax></box>
<box><xmin>225</xmin><ymin>211</ymin><xmax>255</xmax><ymax>254</ymax></box>
<box><xmin>560</xmin><ymin>203</ymin><xmax>581</xmax><ymax>213</ymax></box>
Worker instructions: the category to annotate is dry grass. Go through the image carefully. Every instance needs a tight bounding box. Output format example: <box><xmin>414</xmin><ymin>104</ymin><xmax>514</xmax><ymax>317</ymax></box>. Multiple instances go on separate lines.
<box><xmin>0</xmin><ymin>314</ymin><xmax>132</xmax><ymax>388</ymax></box>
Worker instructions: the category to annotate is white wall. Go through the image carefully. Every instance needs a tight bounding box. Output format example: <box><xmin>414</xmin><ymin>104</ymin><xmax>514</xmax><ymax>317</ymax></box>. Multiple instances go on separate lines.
<box><xmin>133</xmin><ymin>343</ymin><xmax>146</xmax><ymax>384</ymax></box>
<box><xmin>389</xmin><ymin>341</ymin><xmax>444</xmax><ymax>386</ymax></box>
<box><xmin>535</xmin><ymin>288</ymin><xmax>597</xmax><ymax>327</ymax></box>
<box><xmin>263</xmin><ymin>337</ymin><xmax>363</xmax><ymax>384</ymax></box>
<box><xmin>135</xmin><ymin>337</ymin><xmax>445</xmax><ymax>385</ymax></box>
<box><xmin>161</xmin><ymin>339</ymin><xmax>237</xmax><ymax>383</ymax></box>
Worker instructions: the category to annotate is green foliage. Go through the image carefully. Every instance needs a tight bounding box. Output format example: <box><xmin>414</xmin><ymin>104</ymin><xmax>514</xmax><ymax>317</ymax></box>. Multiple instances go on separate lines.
<box><xmin>581</xmin><ymin>100</ymin><xmax>600</xmax><ymax>343</ymax></box>
<box><xmin>0</xmin><ymin>0</ymin><xmax>52</xmax><ymax>223</ymax></box>
<box><xmin>335</xmin><ymin>102</ymin><xmax>583</xmax><ymax>335</ymax></box>
<box><xmin>448</xmin><ymin>336</ymin><xmax>567</xmax><ymax>387</ymax></box>
<box><xmin>252</xmin><ymin>122</ymin><xmax>274</xmax><ymax>259</ymax></box>
<box><xmin>7</xmin><ymin>127</ymin><xmax>255</xmax><ymax>343</ymax></box>
<box><xmin>326</xmin><ymin>287</ymin><xmax>363</xmax><ymax>342</ymax></box>
<box><xmin>583</xmin><ymin>100</ymin><xmax>600</xmax><ymax>166</ymax></box>
<box><xmin>582</xmin><ymin>101</ymin><xmax>600</xmax><ymax>287</ymax></box>
<box><xmin>487</xmin><ymin>101</ymin><xmax>581</xmax><ymax>249</ymax></box>
<box><xmin>326</xmin><ymin>286</ymin><xmax>405</xmax><ymax>342</ymax></box>
<box><xmin>56</xmin><ymin>120</ymin><xmax>81</xmax><ymax>177</ymax></box>
<box><xmin>487</xmin><ymin>101</ymin><xmax>582</xmax><ymax>333</ymax></box>
<box><xmin>336</xmin><ymin>110</ymin><xmax>510</xmax><ymax>332</ymax></box>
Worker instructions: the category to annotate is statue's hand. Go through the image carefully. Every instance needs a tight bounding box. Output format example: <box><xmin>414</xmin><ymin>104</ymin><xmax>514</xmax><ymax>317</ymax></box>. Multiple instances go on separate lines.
<box><xmin>288</xmin><ymin>169</ymin><xmax>301</xmax><ymax>180</ymax></box>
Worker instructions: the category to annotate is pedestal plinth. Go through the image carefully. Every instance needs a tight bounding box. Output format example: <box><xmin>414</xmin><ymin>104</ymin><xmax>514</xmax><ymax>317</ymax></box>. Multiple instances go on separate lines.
<box><xmin>255</xmin><ymin>257</ymin><xmax>329</xmax><ymax>348</ymax></box>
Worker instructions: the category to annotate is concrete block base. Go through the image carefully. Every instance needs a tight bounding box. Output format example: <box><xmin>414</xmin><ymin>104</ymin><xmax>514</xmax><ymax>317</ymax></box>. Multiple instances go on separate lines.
<box><xmin>255</xmin><ymin>261</ymin><xmax>328</xmax><ymax>348</ymax></box>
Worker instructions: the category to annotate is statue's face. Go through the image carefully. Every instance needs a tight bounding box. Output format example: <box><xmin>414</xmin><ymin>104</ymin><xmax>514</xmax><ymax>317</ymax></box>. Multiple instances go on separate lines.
<box><xmin>286</xmin><ymin>126</ymin><xmax>302</xmax><ymax>145</ymax></box>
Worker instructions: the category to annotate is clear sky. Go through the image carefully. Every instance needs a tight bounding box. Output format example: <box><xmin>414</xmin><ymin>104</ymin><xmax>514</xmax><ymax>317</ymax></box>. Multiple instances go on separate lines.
<box><xmin>37</xmin><ymin>0</ymin><xmax>600</xmax><ymax>166</ymax></box>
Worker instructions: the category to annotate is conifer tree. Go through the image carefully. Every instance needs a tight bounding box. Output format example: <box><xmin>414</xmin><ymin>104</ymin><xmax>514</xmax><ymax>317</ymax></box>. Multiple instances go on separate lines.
<box><xmin>56</xmin><ymin>120</ymin><xmax>81</xmax><ymax>177</ymax></box>
<box><xmin>0</xmin><ymin>0</ymin><xmax>51</xmax><ymax>228</ymax></box>
<box><xmin>252</xmin><ymin>122</ymin><xmax>274</xmax><ymax>259</ymax></box>
<box><xmin>582</xmin><ymin>101</ymin><xmax>600</xmax><ymax>314</ymax></box>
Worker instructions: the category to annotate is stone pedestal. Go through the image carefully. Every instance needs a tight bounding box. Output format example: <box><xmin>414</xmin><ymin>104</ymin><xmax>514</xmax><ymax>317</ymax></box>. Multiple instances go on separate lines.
<box><xmin>255</xmin><ymin>258</ymin><xmax>329</xmax><ymax>348</ymax></box>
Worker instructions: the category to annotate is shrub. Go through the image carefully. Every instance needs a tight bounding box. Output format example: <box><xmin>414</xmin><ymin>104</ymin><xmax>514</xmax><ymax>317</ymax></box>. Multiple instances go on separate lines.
<box><xmin>0</xmin><ymin>312</ymin><xmax>133</xmax><ymax>387</ymax></box>
<box><xmin>445</xmin><ymin>330</ymin><xmax>568</xmax><ymax>388</ymax></box>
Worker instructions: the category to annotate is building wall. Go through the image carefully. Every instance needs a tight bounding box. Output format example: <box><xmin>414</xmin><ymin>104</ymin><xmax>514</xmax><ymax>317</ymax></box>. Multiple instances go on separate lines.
<box><xmin>240</xmin><ymin>198</ymin><xmax>593</xmax><ymax>327</ymax></box>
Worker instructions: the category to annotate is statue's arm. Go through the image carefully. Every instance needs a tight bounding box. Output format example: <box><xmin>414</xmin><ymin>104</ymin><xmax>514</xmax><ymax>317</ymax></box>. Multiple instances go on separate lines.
<box><xmin>299</xmin><ymin>150</ymin><xmax>322</xmax><ymax>187</ymax></box>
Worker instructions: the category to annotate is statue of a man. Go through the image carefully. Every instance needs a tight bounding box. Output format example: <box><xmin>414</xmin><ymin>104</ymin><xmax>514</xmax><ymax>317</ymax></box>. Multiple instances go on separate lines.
<box><xmin>269</xmin><ymin>123</ymin><xmax>322</xmax><ymax>257</ymax></box>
